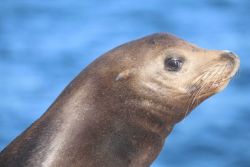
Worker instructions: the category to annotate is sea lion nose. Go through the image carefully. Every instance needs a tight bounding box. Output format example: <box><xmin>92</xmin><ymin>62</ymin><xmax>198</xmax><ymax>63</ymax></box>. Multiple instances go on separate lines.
<box><xmin>220</xmin><ymin>50</ymin><xmax>239</xmax><ymax>66</ymax></box>
<box><xmin>223</xmin><ymin>50</ymin><xmax>234</xmax><ymax>55</ymax></box>
<box><xmin>222</xmin><ymin>50</ymin><xmax>238</xmax><ymax>58</ymax></box>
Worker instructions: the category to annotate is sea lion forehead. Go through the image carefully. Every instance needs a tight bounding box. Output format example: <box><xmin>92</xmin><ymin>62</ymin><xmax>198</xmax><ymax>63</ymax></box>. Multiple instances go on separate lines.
<box><xmin>144</xmin><ymin>33</ymin><xmax>191</xmax><ymax>47</ymax></box>
<box><xmin>144</xmin><ymin>32</ymin><xmax>202</xmax><ymax>52</ymax></box>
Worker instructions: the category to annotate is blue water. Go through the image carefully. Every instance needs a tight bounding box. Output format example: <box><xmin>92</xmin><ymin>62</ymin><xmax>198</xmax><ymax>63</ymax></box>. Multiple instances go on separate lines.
<box><xmin>0</xmin><ymin>0</ymin><xmax>250</xmax><ymax>166</ymax></box>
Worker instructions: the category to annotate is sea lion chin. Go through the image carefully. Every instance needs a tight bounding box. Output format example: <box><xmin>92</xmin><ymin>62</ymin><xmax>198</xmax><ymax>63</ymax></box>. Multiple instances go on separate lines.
<box><xmin>0</xmin><ymin>33</ymin><xmax>240</xmax><ymax>167</ymax></box>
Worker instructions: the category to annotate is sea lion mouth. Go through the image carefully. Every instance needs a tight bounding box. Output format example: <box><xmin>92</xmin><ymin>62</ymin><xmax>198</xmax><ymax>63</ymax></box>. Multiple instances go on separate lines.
<box><xmin>184</xmin><ymin>55</ymin><xmax>240</xmax><ymax>115</ymax></box>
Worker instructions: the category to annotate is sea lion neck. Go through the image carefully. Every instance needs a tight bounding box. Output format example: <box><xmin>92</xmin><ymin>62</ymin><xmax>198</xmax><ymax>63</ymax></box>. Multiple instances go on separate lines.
<box><xmin>0</xmin><ymin>74</ymin><xmax>174</xmax><ymax>167</ymax></box>
<box><xmin>40</xmin><ymin>74</ymin><xmax>176</xmax><ymax>167</ymax></box>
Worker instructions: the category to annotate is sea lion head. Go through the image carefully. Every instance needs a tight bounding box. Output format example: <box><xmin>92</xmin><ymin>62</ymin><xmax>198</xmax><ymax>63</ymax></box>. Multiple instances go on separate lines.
<box><xmin>87</xmin><ymin>32</ymin><xmax>240</xmax><ymax>129</ymax></box>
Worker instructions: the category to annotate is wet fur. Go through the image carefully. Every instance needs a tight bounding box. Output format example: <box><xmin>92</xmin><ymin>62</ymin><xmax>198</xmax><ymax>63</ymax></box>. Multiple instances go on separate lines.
<box><xmin>0</xmin><ymin>33</ymin><xmax>239</xmax><ymax>167</ymax></box>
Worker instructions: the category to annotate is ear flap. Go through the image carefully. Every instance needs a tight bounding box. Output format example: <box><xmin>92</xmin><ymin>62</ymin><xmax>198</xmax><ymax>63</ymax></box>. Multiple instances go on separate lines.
<box><xmin>115</xmin><ymin>69</ymin><xmax>135</xmax><ymax>81</ymax></box>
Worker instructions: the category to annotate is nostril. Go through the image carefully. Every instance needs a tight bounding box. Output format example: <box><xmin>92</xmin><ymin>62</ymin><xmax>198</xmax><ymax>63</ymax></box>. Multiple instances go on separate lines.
<box><xmin>223</xmin><ymin>50</ymin><xmax>234</xmax><ymax>55</ymax></box>
<box><xmin>220</xmin><ymin>51</ymin><xmax>238</xmax><ymax>66</ymax></box>
<box><xmin>222</xmin><ymin>50</ymin><xmax>238</xmax><ymax>58</ymax></box>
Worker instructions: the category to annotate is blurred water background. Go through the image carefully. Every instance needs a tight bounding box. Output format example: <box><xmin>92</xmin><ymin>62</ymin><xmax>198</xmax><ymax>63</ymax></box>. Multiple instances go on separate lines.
<box><xmin>0</xmin><ymin>0</ymin><xmax>250</xmax><ymax>166</ymax></box>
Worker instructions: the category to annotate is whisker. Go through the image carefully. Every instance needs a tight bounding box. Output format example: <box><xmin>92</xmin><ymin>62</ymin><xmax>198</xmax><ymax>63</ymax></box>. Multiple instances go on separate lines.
<box><xmin>184</xmin><ymin>70</ymin><xmax>213</xmax><ymax>117</ymax></box>
<box><xmin>209</xmin><ymin>64</ymin><xmax>228</xmax><ymax>89</ymax></box>
<box><xmin>184</xmin><ymin>65</ymin><xmax>223</xmax><ymax>118</ymax></box>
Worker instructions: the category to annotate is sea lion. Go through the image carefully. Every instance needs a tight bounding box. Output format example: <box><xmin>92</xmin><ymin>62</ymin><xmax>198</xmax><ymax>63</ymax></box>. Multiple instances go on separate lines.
<box><xmin>0</xmin><ymin>33</ymin><xmax>240</xmax><ymax>167</ymax></box>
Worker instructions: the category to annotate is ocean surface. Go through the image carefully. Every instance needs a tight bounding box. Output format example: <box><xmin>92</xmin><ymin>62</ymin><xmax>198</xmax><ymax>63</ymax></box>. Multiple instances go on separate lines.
<box><xmin>0</xmin><ymin>0</ymin><xmax>250</xmax><ymax>166</ymax></box>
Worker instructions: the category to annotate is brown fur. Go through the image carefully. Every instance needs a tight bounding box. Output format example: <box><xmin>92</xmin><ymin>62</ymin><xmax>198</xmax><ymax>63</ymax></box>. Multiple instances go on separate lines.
<box><xmin>0</xmin><ymin>33</ymin><xmax>240</xmax><ymax>167</ymax></box>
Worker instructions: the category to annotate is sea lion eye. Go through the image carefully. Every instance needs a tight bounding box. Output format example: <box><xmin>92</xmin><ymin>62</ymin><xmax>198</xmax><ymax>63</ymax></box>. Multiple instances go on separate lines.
<box><xmin>164</xmin><ymin>57</ymin><xmax>183</xmax><ymax>72</ymax></box>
